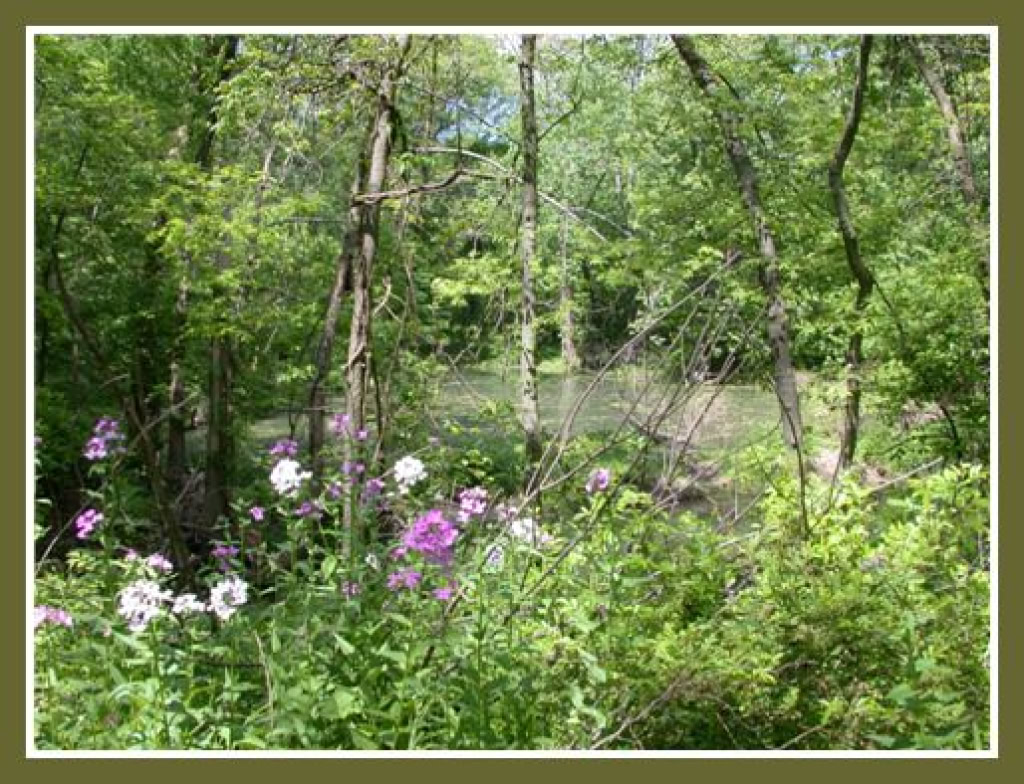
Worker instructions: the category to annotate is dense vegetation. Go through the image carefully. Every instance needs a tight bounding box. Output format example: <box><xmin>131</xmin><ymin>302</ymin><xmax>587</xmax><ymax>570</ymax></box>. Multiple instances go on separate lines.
<box><xmin>33</xmin><ymin>33</ymin><xmax>990</xmax><ymax>751</ymax></box>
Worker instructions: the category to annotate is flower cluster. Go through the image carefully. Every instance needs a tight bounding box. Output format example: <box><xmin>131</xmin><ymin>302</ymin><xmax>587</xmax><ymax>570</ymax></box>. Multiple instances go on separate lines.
<box><xmin>74</xmin><ymin>508</ymin><xmax>103</xmax><ymax>540</ymax></box>
<box><xmin>508</xmin><ymin>516</ymin><xmax>553</xmax><ymax>546</ymax></box>
<box><xmin>393</xmin><ymin>455</ymin><xmax>427</xmax><ymax>495</ymax></box>
<box><xmin>83</xmin><ymin>417</ymin><xmax>126</xmax><ymax>461</ymax></box>
<box><xmin>211</xmin><ymin>544</ymin><xmax>239</xmax><ymax>571</ymax></box>
<box><xmin>269</xmin><ymin>438</ymin><xmax>299</xmax><ymax>458</ymax></box>
<box><xmin>457</xmin><ymin>486</ymin><xmax>488</xmax><ymax>523</ymax></box>
<box><xmin>116</xmin><ymin>573</ymin><xmax>248</xmax><ymax>632</ymax></box>
<box><xmin>117</xmin><ymin>579</ymin><xmax>174</xmax><ymax>632</ymax></box>
<box><xmin>398</xmin><ymin>509</ymin><xmax>459</xmax><ymax>565</ymax></box>
<box><xmin>341</xmin><ymin>580</ymin><xmax>362</xmax><ymax>599</ymax></box>
<box><xmin>250</xmin><ymin>506</ymin><xmax>265</xmax><ymax>522</ymax></box>
<box><xmin>387</xmin><ymin>567</ymin><xmax>423</xmax><ymax>591</ymax></box>
<box><xmin>34</xmin><ymin>605</ymin><xmax>73</xmax><ymax>630</ymax></box>
<box><xmin>331</xmin><ymin>413</ymin><xmax>369</xmax><ymax>441</ymax></box>
<box><xmin>585</xmin><ymin>467</ymin><xmax>611</xmax><ymax>495</ymax></box>
<box><xmin>270</xmin><ymin>458</ymin><xmax>311</xmax><ymax>497</ymax></box>
<box><xmin>209</xmin><ymin>575</ymin><xmax>248</xmax><ymax>620</ymax></box>
<box><xmin>145</xmin><ymin>553</ymin><xmax>174</xmax><ymax>573</ymax></box>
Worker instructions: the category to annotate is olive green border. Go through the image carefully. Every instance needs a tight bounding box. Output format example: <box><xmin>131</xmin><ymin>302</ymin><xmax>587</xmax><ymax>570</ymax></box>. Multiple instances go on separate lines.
<box><xmin>3</xmin><ymin>0</ymin><xmax>1016</xmax><ymax>781</ymax></box>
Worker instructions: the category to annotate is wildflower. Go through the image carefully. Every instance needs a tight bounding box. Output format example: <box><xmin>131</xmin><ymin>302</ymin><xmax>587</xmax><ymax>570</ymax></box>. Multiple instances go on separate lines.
<box><xmin>353</xmin><ymin>463</ymin><xmax>365</xmax><ymax>475</ymax></box>
<box><xmin>209</xmin><ymin>575</ymin><xmax>248</xmax><ymax>621</ymax></box>
<box><xmin>145</xmin><ymin>553</ymin><xmax>173</xmax><ymax>573</ymax></box>
<box><xmin>364</xmin><ymin>553</ymin><xmax>380</xmax><ymax>571</ymax></box>
<box><xmin>509</xmin><ymin>516</ymin><xmax>553</xmax><ymax>546</ymax></box>
<box><xmin>356</xmin><ymin>429</ymin><xmax>368</xmax><ymax>442</ymax></box>
<box><xmin>269</xmin><ymin>438</ymin><xmax>298</xmax><ymax>458</ymax></box>
<box><xmin>387</xmin><ymin>568</ymin><xmax>422</xmax><ymax>591</ymax></box>
<box><xmin>362</xmin><ymin>477</ymin><xmax>385</xmax><ymax>503</ymax></box>
<box><xmin>457</xmin><ymin>486</ymin><xmax>489</xmax><ymax>523</ymax></box>
<box><xmin>393</xmin><ymin>455</ymin><xmax>427</xmax><ymax>494</ymax></box>
<box><xmin>327</xmin><ymin>482</ymin><xmax>343</xmax><ymax>500</ymax></box>
<box><xmin>34</xmin><ymin>605</ymin><xmax>73</xmax><ymax>630</ymax></box>
<box><xmin>484</xmin><ymin>544</ymin><xmax>505</xmax><ymax>570</ymax></box>
<box><xmin>118</xmin><ymin>579</ymin><xmax>172</xmax><ymax>632</ymax></box>
<box><xmin>585</xmin><ymin>468</ymin><xmax>611</xmax><ymax>495</ymax></box>
<box><xmin>73</xmin><ymin>508</ymin><xmax>103</xmax><ymax>540</ymax></box>
<box><xmin>211</xmin><ymin>544</ymin><xmax>239</xmax><ymax>571</ymax></box>
<box><xmin>432</xmin><ymin>582</ymin><xmax>457</xmax><ymax>602</ymax></box>
<box><xmin>270</xmin><ymin>458</ymin><xmax>311</xmax><ymax>497</ymax></box>
<box><xmin>341</xmin><ymin>580</ymin><xmax>362</xmax><ymax>600</ymax></box>
<box><xmin>122</xmin><ymin>548</ymin><xmax>139</xmax><ymax>561</ymax></box>
<box><xmin>83</xmin><ymin>437</ymin><xmax>108</xmax><ymax>460</ymax></box>
<box><xmin>402</xmin><ymin>509</ymin><xmax>459</xmax><ymax>565</ymax></box>
<box><xmin>330</xmin><ymin>413</ymin><xmax>351</xmax><ymax>437</ymax></box>
<box><xmin>171</xmin><ymin>593</ymin><xmax>207</xmax><ymax>616</ymax></box>
<box><xmin>83</xmin><ymin>417</ymin><xmax>125</xmax><ymax>461</ymax></box>
<box><xmin>249</xmin><ymin>505</ymin><xmax>265</xmax><ymax>522</ymax></box>
<box><xmin>295</xmin><ymin>501</ymin><xmax>321</xmax><ymax>519</ymax></box>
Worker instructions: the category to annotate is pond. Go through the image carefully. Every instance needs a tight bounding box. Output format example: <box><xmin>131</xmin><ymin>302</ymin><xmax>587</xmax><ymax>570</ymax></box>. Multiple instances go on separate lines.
<box><xmin>437</xmin><ymin>367</ymin><xmax>786</xmax><ymax>455</ymax></box>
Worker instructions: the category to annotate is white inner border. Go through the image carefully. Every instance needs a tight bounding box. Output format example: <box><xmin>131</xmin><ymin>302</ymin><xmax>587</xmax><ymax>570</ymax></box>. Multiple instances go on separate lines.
<box><xmin>26</xmin><ymin>24</ymin><xmax>999</xmax><ymax>760</ymax></box>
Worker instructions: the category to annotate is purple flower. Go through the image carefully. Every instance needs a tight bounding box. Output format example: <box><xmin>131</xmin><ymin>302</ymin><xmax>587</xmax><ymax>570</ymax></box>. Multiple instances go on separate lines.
<box><xmin>387</xmin><ymin>568</ymin><xmax>423</xmax><ymax>591</ymax></box>
<box><xmin>249</xmin><ymin>505</ymin><xmax>265</xmax><ymax>522</ymax></box>
<box><xmin>295</xmin><ymin>501</ymin><xmax>321</xmax><ymax>519</ymax></box>
<box><xmin>401</xmin><ymin>509</ymin><xmax>459</xmax><ymax>566</ymax></box>
<box><xmin>457</xmin><ymin>486</ymin><xmax>489</xmax><ymax>523</ymax></box>
<box><xmin>83</xmin><ymin>437</ymin><xmax>108</xmax><ymax>460</ymax></box>
<box><xmin>356</xmin><ymin>429</ymin><xmax>368</xmax><ymax>442</ymax></box>
<box><xmin>211</xmin><ymin>544</ymin><xmax>239</xmax><ymax>571</ymax></box>
<box><xmin>353</xmin><ymin>463</ymin><xmax>365</xmax><ymax>475</ymax></box>
<box><xmin>432</xmin><ymin>582</ymin><xmax>457</xmax><ymax>602</ymax></box>
<box><xmin>83</xmin><ymin>417</ymin><xmax>126</xmax><ymax>461</ymax></box>
<box><xmin>341</xmin><ymin>580</ymin><xmax>362</xmax><ymax>599</ymax></box>
<box><xmin>269</xmin><ymin>439</ymin><xmax>298</xmax><ymax>458</ymax></box>
<box><xmin>330</xmin><ymin>413</ymin><xmax>351</xmax><ymax>437</ymax></box>
<box><xmin>327</xmin><ymin>482</ymin><xmax>343</xmax><ymax>500</ymax></box>
<box><xmin>145</xmin><ymin>553</ymin><xmax>174</xmax><ymax>573</ymax></box>
<box><xmin>122</xmin><ymin>548</ymin><xmax>139</xmax><ymax>561</ymax></box>
<box><xmin>73</xmin><ymin>509</ymin><xmax>103</xmax><ymax>540</ymax></box>
<box><xmin>34</xmin><ymin>605</ymin><xmax>73</xmax><ymax>630</ymax></box>
<box><xmin>585</xmin><ymin>468</ymin><xmax>611</xmax><ymax>495</ymax></box>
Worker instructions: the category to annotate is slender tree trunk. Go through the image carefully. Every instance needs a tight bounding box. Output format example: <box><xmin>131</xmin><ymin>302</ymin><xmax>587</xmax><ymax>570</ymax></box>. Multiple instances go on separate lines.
<box><xmin>828</xmin><ymin>36</ymin><xmax>875</xmax><ymax>468</ymax></box>
<box><xmin>908</xmin><ymin>37</ymin><xmax>989</xmax><ymax>299</ymax></box>
<box><xmin>309</xmin><ymin>146</ymin><xmax>366</xmax><ymax>479</ymax></box>
<box><xmin>201</xmin><ymin>35</ymin><xmax>241</xmax><ymax>528</ymax></box>
<box><xmin>519</xmin><ymin>34</ymin><xmax>543</xmax><ymax>468</ymax></box>
<box><xmin>672</xmin><ymin>34</ymin><xmax>804</xmax><ymax>450</ymax></box>
<box><xmin>344</xmin><ymin>36</ymin><xmax>410</xmax><ymax>529</ymax></box>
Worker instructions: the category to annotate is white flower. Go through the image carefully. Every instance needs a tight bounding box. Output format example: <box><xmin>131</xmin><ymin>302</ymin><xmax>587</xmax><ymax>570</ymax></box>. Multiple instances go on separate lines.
<box><xmin>171</xmin><ymin>593</ymin><xmax>207</xmax><ymax>616</ymax></box>
<box><xmin>393</xmin><ymin>455</ymin><xmax>427</xmax><ymax>494</ymax></box>
<box><xmin>270</xmin><ymin>458</ymin><xmax>311</xmax><ymax>497</ymax></box>
<box><xmin>209</xmin><ymin>575</ymin><xmax>248</xmax><ymax>621</ymax></box>
<box><xmin>508</xmin><ymin>516</ymin><xmax>553</xmax><ymax>546</ymax></box>
<box><xmin>364</xmin><ymin>553</ymin><xmax>380</xmax><ymax>571</ymax></box>
<box><xmin>118</xmin><ymin>579</ymin><xmax>173</xmax><ymax>633</ymax></box>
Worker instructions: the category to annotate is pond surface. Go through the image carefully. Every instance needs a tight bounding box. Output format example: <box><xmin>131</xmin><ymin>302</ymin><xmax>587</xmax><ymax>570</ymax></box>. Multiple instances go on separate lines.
<box><xmin>437</xmin><ymin>368</ymin><xmax>784</xmax><ymax>454</ymax></box>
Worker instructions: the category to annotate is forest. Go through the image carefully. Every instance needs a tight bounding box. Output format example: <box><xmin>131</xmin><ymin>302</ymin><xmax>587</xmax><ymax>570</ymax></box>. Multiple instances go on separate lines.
<box><xmin>32</xmin><ymin>32</ymin><xmax>991</xmax><ymax>751</ymax></box>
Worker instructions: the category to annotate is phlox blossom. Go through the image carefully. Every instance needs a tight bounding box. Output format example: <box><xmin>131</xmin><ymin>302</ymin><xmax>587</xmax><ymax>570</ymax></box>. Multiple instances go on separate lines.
<box><xmin>585</xmin><ymin>467</ymin><xmax>611</xmax><ymax>495</ymax></box>
<box><xmin>393</xmin><ymin>455</ymin><xmax>427</xmax><ymax>494</ymax></box>
<box><xmin>209</xmin><ymin>575</ymin><xmax>248</xmax><ymax>621</ymax></box>
<box><xmin>270</xmin><ymin>458</ymin><xmax>311</xmax><ymax>496</ymax></box>
<box><xmin>74</xmin><ymin>508</ymin><xmax>103</xmax><ymax>540</ymax></box>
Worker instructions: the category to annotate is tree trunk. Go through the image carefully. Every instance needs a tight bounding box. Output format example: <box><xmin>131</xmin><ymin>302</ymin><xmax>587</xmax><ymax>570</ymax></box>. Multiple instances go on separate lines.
<box><xmin>201</xmin><ymin>35</ymin><xmax>241</xmax><ymax>528</ymax></box>
<box><xmin>672</xmin><ymin>34</ymin><xmax>804</xmax><ymax>450</ymax></box>
<box><xmin>519</xmin><ymin>34</ymin><xmax>543</xmax><ymax>468</ymax></box>
<box><xmin>344</xmin><ymin>36</ymin><xmax>410</xmax><ymax>528</ymax></box>
<box><xmin>828</xmin><ymin>36</ymin><xmax>875</xmax><ymax>468</ymax></box>
<box><xmin>908</xmin><ymin>37</ymin><xmax>989</xmax><ymax>299</ymax></box>
<box><xmin>309</xmin><ymin>145</ymin><xmax>365</xmax><ymax>480</ymax></box>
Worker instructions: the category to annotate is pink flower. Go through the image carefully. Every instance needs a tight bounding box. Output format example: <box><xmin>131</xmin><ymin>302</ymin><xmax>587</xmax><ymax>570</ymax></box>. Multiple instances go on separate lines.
<box><xmin>145</xmin><ymin>553</ymin><xmax>173</xmax><ymax>572</ymax></box>
<box><xmin>585</xmin><ymin>468</ymin><xmax>611</xmax><ymax>495</ymax></box>
<box><xmin>387</xmin><ymin>568</ymin><xmax>423</xmax><ymax>591</ymax></box>
<box><xmin>74</xmin><ymin>509</ymin><xmax>103</xmax><ymax>540</ymax></box>
<box><xmin>249</xmin><ymin>506</ymin><xmax>265</xmax><ymax>522</ymax></box>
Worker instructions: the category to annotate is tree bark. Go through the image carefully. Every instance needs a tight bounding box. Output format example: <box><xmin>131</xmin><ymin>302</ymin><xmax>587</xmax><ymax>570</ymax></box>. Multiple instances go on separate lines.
<box><xmin>672</xmin><ymin>34</ymin><xmax>804</xmax><ymax>450</ymax></box>
<box><xmin>560</xmin><ymin>176</ymin><xmax>580</xmax><ymax>372</ymax></box>
<box><xmin>343</xmin><ymin>36</ymin><xmax>410</xmax><ymax>528</ymax></box>
<box><xmin>519</xmin><ymin>34</ymin><xmax>543</xmax><ymax>468</ymax></box>
<box><xmin>201</xmin><ymin>35</ymin><xmax>241</xmax><ymax>528</ymax></box>
<box><xmin>828</xmin><ymin>36</ymin><xmax>874</xmax><ymax>468</ymax></box>
<box><xmin>907</xmin><ymin>37</ymin><xmax>989</xmax><ymax>299</ymax></box>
